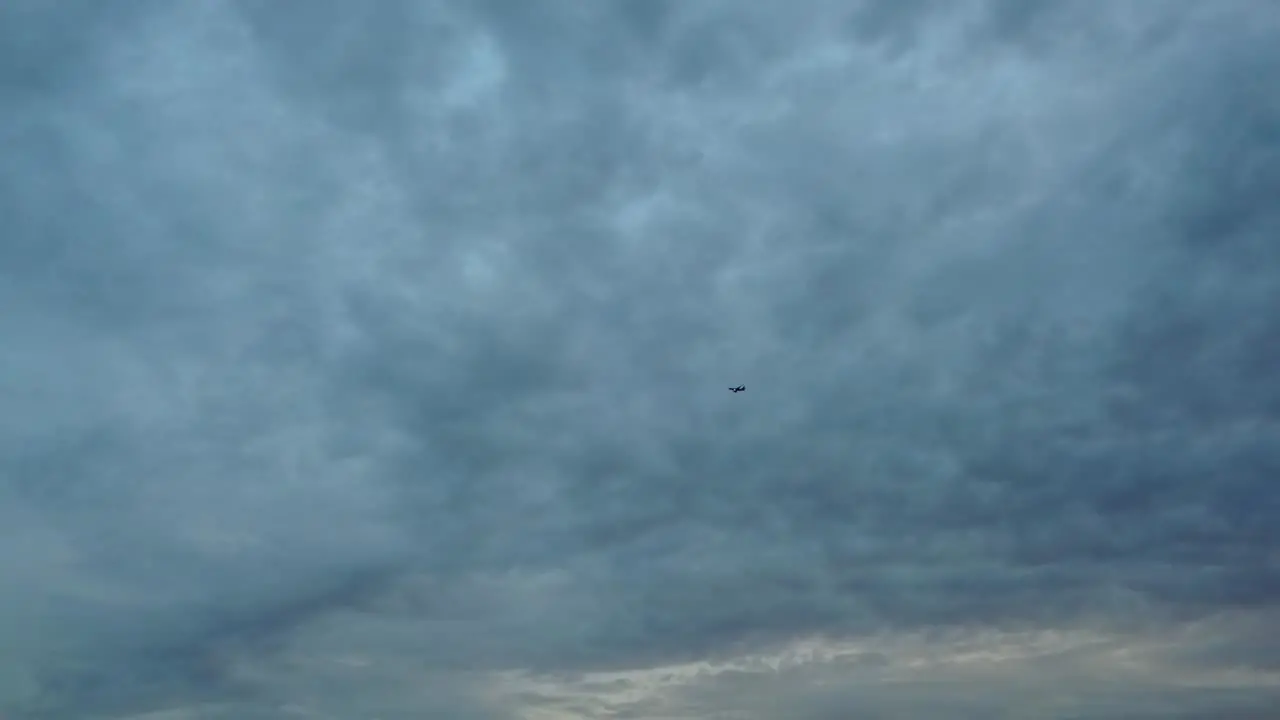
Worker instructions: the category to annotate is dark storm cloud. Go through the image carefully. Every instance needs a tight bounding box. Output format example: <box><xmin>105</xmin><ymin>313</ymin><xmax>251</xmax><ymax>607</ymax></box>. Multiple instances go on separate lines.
<box><xmin>2</xmin><ymin>0</ymin><xmax>1279</xmax><ymax>718</ymax></box>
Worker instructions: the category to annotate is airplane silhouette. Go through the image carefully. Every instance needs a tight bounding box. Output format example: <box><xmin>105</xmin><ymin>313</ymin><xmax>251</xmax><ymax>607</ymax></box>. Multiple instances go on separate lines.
<box><xmin>729</xmin><ymin>385</ymin><xmax>745</xmax><ymax>393</ymax></box>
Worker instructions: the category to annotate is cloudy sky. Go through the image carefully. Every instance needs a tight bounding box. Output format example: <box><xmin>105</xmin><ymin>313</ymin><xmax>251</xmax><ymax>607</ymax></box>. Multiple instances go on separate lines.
<box><xmin>3</xmin><ymin>0</ymin><xmax>1280</xmax><ymax>718</ymax></box>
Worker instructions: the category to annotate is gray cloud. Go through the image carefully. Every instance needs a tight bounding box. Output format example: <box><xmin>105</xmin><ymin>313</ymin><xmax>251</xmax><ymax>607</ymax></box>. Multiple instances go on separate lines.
<box><xmin>2</xmin><ymin>0</ymin><xmax>1279</xmax><ymax>718</ymax></box>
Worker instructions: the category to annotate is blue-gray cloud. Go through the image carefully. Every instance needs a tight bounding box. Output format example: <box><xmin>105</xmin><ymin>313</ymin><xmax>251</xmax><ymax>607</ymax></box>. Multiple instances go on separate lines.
<box><xmin>2</xmin><ymin>1</ymin><xmax>1278</xmax><ymax>718</ymax></box>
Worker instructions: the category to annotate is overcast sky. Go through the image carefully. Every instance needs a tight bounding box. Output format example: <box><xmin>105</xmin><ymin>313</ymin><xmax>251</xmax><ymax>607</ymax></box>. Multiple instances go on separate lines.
<box><xmin>3</xmin><ymin>1</ymin><xmax>1280</xmax><ymax>718</ymax></box>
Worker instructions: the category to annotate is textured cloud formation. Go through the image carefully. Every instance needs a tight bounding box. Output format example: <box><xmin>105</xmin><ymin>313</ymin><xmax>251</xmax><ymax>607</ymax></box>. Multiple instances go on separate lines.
<box><xmin>2</xmin><ymin>1</ymin><xmax>1279</xmax><ymax>718</ymax></box>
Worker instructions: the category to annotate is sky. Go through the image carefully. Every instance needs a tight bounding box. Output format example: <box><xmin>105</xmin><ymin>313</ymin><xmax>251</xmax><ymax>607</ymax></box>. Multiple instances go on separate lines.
<box><xmin>2</xmin><ymin>0</ymin><xmax>1279</xmax><ymax>718</ymax></box>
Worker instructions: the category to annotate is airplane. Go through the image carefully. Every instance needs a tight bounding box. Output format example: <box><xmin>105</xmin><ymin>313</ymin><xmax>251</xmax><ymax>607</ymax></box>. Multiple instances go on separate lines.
<box><xmin>729</xmin><ymin>385</ymin><xmax>745</xmax><ymax>393</ymax></box>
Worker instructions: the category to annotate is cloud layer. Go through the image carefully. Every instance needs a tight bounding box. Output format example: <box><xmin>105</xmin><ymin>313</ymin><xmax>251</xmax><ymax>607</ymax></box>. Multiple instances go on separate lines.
<box><xmin>3</xmin><ymin>1</ymin><xmax>1279</xmax><ymax>718</ymax></box>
